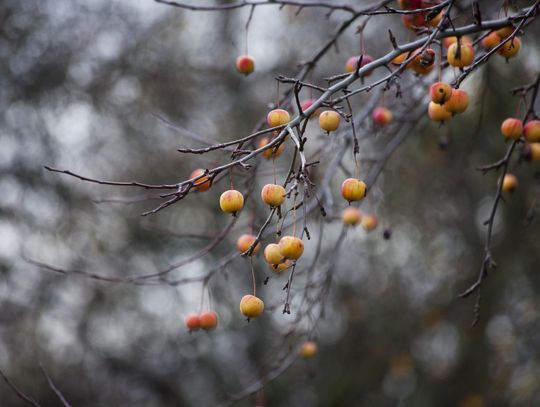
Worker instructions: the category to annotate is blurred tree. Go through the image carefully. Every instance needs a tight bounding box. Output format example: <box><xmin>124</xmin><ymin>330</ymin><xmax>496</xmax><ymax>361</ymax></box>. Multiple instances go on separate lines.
<box><xmin>1</xmin><ymin>0</ymin><xmax>540</xmax><ymax>406</ymax></box>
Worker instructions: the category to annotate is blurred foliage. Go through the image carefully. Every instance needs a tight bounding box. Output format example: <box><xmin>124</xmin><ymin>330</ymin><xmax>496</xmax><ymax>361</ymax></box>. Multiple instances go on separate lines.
<box><xmin>1</xmin><ymin>0</ymin><xmax>540</xmax><ymax>406</ymax></box>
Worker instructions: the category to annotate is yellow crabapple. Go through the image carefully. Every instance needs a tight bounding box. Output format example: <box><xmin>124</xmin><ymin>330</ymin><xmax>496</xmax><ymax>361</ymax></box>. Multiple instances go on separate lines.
<box><xmin>240</xmin><ymin>295</ymin><xmax>264</xmax><ymax>318</ymax></box>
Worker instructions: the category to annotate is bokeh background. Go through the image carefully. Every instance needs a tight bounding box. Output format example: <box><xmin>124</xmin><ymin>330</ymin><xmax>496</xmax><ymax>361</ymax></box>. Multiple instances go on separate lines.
<box><xmin>1</xmin><ymin>0</ymin><xmax>540</xmax><ymax>405</ymax></box>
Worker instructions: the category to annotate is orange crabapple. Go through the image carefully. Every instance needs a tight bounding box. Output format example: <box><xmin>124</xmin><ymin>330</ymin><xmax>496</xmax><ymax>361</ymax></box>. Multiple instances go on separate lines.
<box><xmin>442</xmin><ymin>35</ymin><xmax>473</xmax><ymax>49</ymax></box>
<box><xmin>190</xmin><ymin>168</ymin><xmax>211</xmax><ymax>192</ymax></box>
<box><xmin>361</xmin><ymin>214</ymin><xmax>379</xmax><ymax>232</ymax></box>
<box><xmin>447</xmin><ymin>43</ymin><xmax>474</xmax><ymax>67</ymax></box>
<box><xmin>498</xmin><ymin>37</ymin><xmax>521</xmax><ymax>59</ymax></box>
<box><xmin>278</xmin><ymin>236</ymin><xmax>304</xmax><ymax>260</ymax></box>
<box><xmin>219</xmin><ymin>189</ymin><xmax>244</xmax><ymax>214</ymax></box>
<box><xmin>428</xmin><ymin>102</ymin><xmax>452</xmax><ymax>122</ymax></box>
<box><xmin>184</xmin><ymin>314</ymin><xmax>201</xmax><ymax>332</ymax></box>
<box><xmin>530</xmin><ymin>143</ymin><xmax>540</xmax><ymax>161</ymax></box>
<box><xmin>496</xmin><ymin>26</ymin><xmax>515</xmax><ymax>39</ymax></box>
<box><xmin>523</xmin><ymin>143</ymin><xmax>540</xmax><ymax>162</ymax></box>
<box><xmin>501</xmin><ymin>118</ymin><xmax>523</xmax><ymax>140</ymax></box>
<box><xmin>407</xmin><ymin>48</ymin><xmax>435</xmax><ymax>75</ymax></box>
<box><xmin>524</xmin><ymin>120</ymin><xmax>540</xmax><ymax>142</ymax></box>
<box><xmin>258</xmin><ymin>136</ymin><xmax>285</xmax><ymax>159</ymax></box>
<box><xmin>342</xmin><ymin>207</ymin><xmax>362</xmax><ymax>226</ymax></box>
<box><xmin>235</xmin><ymin>55</ymin><xmax>255</xmax><ymax>75</ymax></box>
<box><xmin>236</xmin><ymin>234</ymin><xmax>261</xmax><ymax>255</ymax></box>
<box><xmin>391</xmin><ymin>52</ymin><xmax>410</xmax><ymax>66</ymax></box>
<box><xmin>261</xmin><ymin>184</ymin><xmax>286</xmax><ymax>207</ymax></box>
<box><xmin>500</xmin><ymin>174</ymin><xmax>518</xmax><ymax>193</ymax></box>
<box><xmin>481</xmin><ymin>32</ymin><xmax>502</xmax><ymax>50</ymax></box>
<box><xmin>429</xmin><ymin>82</ymin><xmax>453</xmax><ymax>104</ymax></box>
<box><xmin>341</xmin><ymin>178</ymin><xmax>367</xmax><ymax>202</ymax></box>
<box><xmin>408</xmin><ymin>48</ymin><xmax>435</xmax><ymax>75</ymax></box>
<box><xmin>299</xmin><ymin>341</ymin><xmax>318</xmax><ymax>359</ymax></box>
<box><xmin>442</xmin><ymin>88</ymin><xmax>469</xmax><ymax>114</ymax></box>
<box><xmin>240</xmin><ymin>295</ymin><xmax>264</xmax><ymax>318</ymax></box>
<box><xmin>199</xmin><ymin>311</ymin><xmax>218</xmax><ymax>330</ymax></box>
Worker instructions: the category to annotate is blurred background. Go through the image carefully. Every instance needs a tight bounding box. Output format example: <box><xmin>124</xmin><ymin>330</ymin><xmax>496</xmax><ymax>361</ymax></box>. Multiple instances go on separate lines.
<box><xmin>1</xmin><ymin>0</ymin><xmax>540</xmax><ymax>405</ymax></box>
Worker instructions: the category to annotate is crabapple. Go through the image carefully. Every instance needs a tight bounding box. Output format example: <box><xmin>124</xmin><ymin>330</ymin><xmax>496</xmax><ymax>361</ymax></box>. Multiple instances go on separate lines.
<box><xmin>236</xmin><ymin>55</ymin><xmax>255</xmax><ymax>75</ymax></box>
<box><xmin>409</xmin><ymin>48</ymin><xmax>435</xmax><ymax>74</ymax></box>
<box><xmin>500</xmin><ymin>174</ymin><xmax>517</xmax><ymax>193</ymax></box>
<box><xmin>199</xmin><ymin>311</ymin><xmax>218</xmax><ymax>330</ymax></box>
<box><xmin>345</xmin><ymin>54</ymin><xmax>374</xmax><ymax>75</ymax></box>
<box><xmin>319</xmin><ymin>110</ymin><xmax>341</xmax><ymax>132</ymax></box>
<box><xmin>240</xmin><ymin>295</ymin><xmax>264</xmax><ymax>318</ymax></box>
<box><xmin>184</xmin><ymin>314</ymin><xmax>201</xmax><ymax>332</ymax></box>
<box><xmin>372</xmin><ymin>106</ymin><xmax>393</xmax><ymax>127</ymax></box>
<box><xmin>341</xmin><ymin>178</ymin><xmax>367</xmax><ymax>202</ymax></box>
<box><xmin>261</xmin><ymin>184</ymin><xmax>286</xmax><ymax>207</ymax></box>
<box><xmin>190</xmin><ymin>169</ymin><xmax>211</xmax><ymax>191</ymax></box>
<box><xmin>442</xmin><ymin>89</ymin><xmax>469</xmax><ymax>114</ymax></box>
<box><xmin>300</xmin><ymin>98</ymin><xmax>321</xmax><ymax>118</ymax></box>
<box><xmin>342</xmin><ymin>207</ymin><xmax>362</xmax><ymax>226</ymax></box>
<box><xmin>299</xmin><ymin>341</ymin><xmax>318</xmax><ymax>359</ymax></box>
<box><xmin>361</xmin><ymin>214</ymin><xmax>379</xmax><ymax>232</ymax></box>
<box><xmin>496</xmin><ymin>26</ymin><xmax>515</xmax><ymax>39</ymax></box>
<box><xmin>498</xmin><ymin>37</ymin><xmax>521</xmax><ymax>59</ymax></box>
<box><xmin>501</xmin><ymin>118</ymin><xmax>523</xmax><ymax>140</ymax></box>
<box><xmin>267</xmin><ymin>109</ymin><xmax>290</xmax><ymax>127</ymax></box>
<box><xmin>428</xmin><ymin>102</ymin><xmax>452</xmax><ymax>122</ymax></box>
<box><xmin>219</xmin><ymin>189</ymin><xmax>244</xmax><ymax>214</ymax></box>
<box><xmin>264</xmin><ymin>243</ymin><xmax>284</xmax><ymax>265</ymax></box>
<box><xmin>429</xmin><ymin>82</ymin><xmax>452</xmax><ymax>104</ymax></box>
<box><xmin>442</xmin><ymin>35</ymin><xmax>473</xmax><ymax>49</ymax></box>
<box><xmin>447</xmin><ymin>43</ymin><xmax>474</xmax><ymax>67</ymax></box>
<box><xmin>524</xmin><ymin>120</ymin><xmax>540</xmax><ymax>142</ymax></box>
<box><xmin>481</xmin><ymin>32</ymin><xmax>501</xmax><ymax>50</ymax></box>
<box><xmin>278</xmin><ymin>236</ymin><xmax>304</xmax><ymax>260</ymax></box>
<box><xmin>258</xmin><ymin>136</ymin><xmax>285</xmax><ymax>159</ymax></box>
<box><xmin>236</xmin><ymin>234</ymin><xmax>261</xmax><ymax>255</ymax></box>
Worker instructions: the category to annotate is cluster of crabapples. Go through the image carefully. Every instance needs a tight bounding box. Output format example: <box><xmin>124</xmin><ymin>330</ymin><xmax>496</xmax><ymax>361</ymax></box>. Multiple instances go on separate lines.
<box><xmin>398</xmin><ymin>0</ymin><xmax>444</xmax><ymax>30</ymax></box>
<box><xmin>184</xmin><ymin>310</ymin><xmax>218</xmax><ymax>333</ymax></box>
<box><xmin>183</xmin><ymin>103</ymin><xmax>379</xmax><ymax>330</ymax></box>
<box><xmin>425</xmin><ymin>27</ymin><xmax>521</xmax><ymax>123</ymax></box>
<box><xmin>393</xmin><ymin>2</ymin><xmax>522</xmax><ymax>125</ymax></box>
<box><xmin>188</xmin><ymin>2</ymin><xmax>540</xmax><ymax>330</ymax></box>
<box><xmin>499</xmin><ymin>117</ymin><xmax>540</xmax><ymax>192</ymax></box>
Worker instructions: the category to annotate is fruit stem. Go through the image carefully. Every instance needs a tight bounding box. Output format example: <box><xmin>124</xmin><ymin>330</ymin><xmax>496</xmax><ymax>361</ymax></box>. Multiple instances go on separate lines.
<box><xmin>292</xmin><ymin>193</ymin><xmax>297</xmax><ymax>237</ymax></box>
<box><xmin>272</xmin><ymin>157</ymin><xmax>277</xmax><ymax>185</ymax></box>
<box><xmin>245</xmin><ymin>25</ymin><xmax>248</xmax><ymax>56</ymax></box>
<box><xmin>515</xmin><ymin>97</ymin><xmax>525</xmax><ymax>118</ymax></box>
<box><xmin>244</xmin><ymin>4</ymin><xmax>255</xmax><ymax>55</ymax></box>
<box><xmin>250</xmin><ymin>256</ymin><xmax>257</xmax><ymax>296</ymax></box>
<box><xmin>309</xmin><ymin>70</ymin><xmax>314</xmax><ymax>99</ymax></box>
<box><xmin>199</xmin><ymin>280</ymin><xmax>207</xmax><ymax>313</ymax></box>
<box><xmin>438</xmin><ymin>42</ymin><xmax>443</xmax><ymax>83</ymax></box>
<box><xmin>250</xmin><ymin>210</ymin><xmax>256</xmax><ymax>234</ymax></box>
